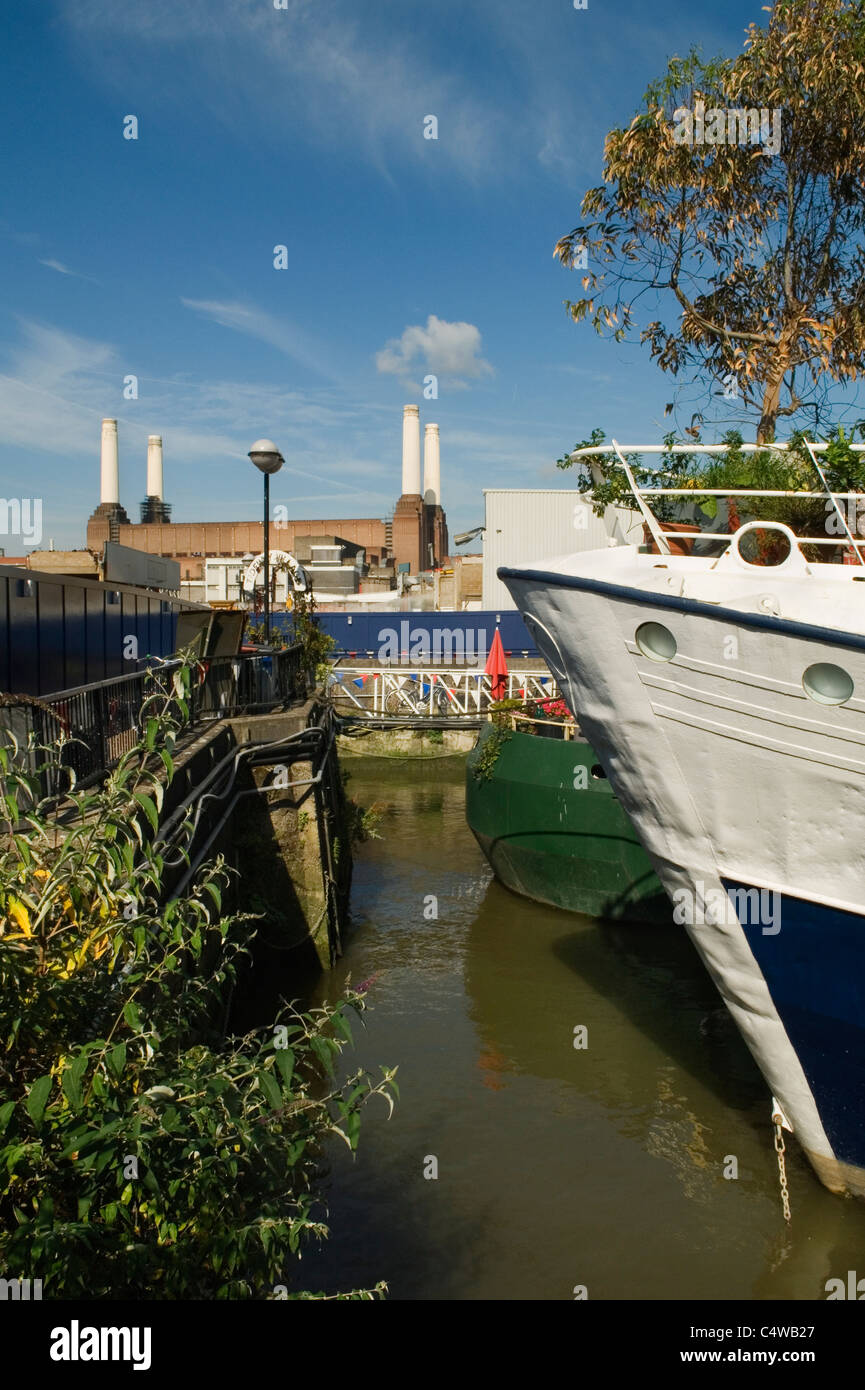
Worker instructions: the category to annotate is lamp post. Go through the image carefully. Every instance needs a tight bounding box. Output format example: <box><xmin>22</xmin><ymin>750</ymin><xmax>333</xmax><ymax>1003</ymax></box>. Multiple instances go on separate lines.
<box><xmin>247</xmin><ymin>440</ymin><xmax>284</xmax><ymax>643</ymax></box>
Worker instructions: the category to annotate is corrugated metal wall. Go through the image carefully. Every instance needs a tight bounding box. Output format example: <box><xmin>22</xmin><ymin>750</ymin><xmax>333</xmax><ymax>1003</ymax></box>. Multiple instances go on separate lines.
<box><xmin>482</xmin><ymin>490</ymin><xmax>641</xmax><ymax>609</ymax></box>
<box><xmin>297</xmin><ymin>609</ymin><xmax>537</xmax><ymax>658</ymax></box>
<box><xmin>0</xmin><ymin>566</ymin><xmax>204</xmax><ymax>695</ymax></box>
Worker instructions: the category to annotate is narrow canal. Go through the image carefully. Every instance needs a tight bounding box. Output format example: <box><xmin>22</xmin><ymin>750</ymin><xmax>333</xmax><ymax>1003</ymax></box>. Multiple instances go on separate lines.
<box><xmin>297</xmin><ymin>755</ymin><xmax>865</xmax><ymax>1301</ymax></box>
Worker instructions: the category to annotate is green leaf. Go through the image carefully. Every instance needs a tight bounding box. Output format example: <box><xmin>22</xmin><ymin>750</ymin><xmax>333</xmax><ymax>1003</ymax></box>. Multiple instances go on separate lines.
<box><xmin>145</xmin><ymin>719</ymin><xmax>158</xmax><ymax>752</ymax></box>
<box><xmin>274</xmin><ymin>1049</ymin><xmax>294</xmax><ymax>1088</ymax></box>
<box><xmin>5</xmin><ymin>1141</ymin><xmax>35</xmax><ymax>1173</ymax></box>
<box><xmin>61</xmin><ymin>1053</ymin><xmax>89</xmax><ymax>1112</ymax></box>
<box><xmin>259</xmin><ymin>1070</ymin><xmax>283</xmax><ymax>1112</ymax></box>
<box><xmin>133</xmin><ymin>793</ymin><xmax>159</xmax><ymax>834</ymax></box>
<box><xmin>202</xmin><ymin>881</ymin><xmax>222</xmax><ymax>912</ymax></box>
<box><xmin>0</xmin><ymin>1101</ymin><xmax>16</xmax><ymax>1137</ymax></box>
<box><xmin>25</xmin><ymin>1074</ymin><xmax>53</xmax><ymax>1127</ymax></box>
<box><xmin>107</xmin><ymin>1042</ymin><xmax>127</xmax><ymax>1082</ymax></box>
<box><xmin>59</xmin><ymin>1122</ymin><xmax>121</xmax><ymax>1159</ymax></box>
<box><xmin>346</xmin><ymin>1110</ymin><xmax>361</xmax><ymax>1151</ymax></box>
<box><xmin>159</xmin><ymin>748</ymin><xmax>174</xmax><ymax>781</ymax></box>
<box><xmin>123</xmin><ymin>1001</ymin><xmax>141</xmax><ymax>1032</ymax></box>
<box><xmin>310</xmin><ymin>1034</ymin><xmax>336</xmax><ymax>1077</ymax></box>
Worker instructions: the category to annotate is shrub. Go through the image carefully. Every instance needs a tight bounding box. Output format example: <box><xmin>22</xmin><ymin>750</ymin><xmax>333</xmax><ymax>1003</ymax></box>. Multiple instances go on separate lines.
<box><xmin>0</xmin><ymin>660</ymin><xmax>396</xmax><ymax>1299</ymax></box>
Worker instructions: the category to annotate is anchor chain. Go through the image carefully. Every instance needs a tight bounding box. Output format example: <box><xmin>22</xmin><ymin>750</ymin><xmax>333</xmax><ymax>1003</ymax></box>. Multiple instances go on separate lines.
<box><xmin>771</xmin><ymin>1097</ymin><xmax>793</xmax><ymax>1224</ymax></box>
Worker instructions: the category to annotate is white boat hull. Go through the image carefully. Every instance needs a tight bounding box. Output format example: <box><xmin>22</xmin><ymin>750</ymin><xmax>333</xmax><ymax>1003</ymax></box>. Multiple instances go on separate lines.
<box><xmin>501</xmin><ymin>555</ymin><xmax>865</xmax><ymax>1196</ymax></box>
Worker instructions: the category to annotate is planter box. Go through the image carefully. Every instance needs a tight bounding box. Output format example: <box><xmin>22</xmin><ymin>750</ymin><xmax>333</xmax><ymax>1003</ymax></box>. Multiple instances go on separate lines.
<box><xmin>642</xmin><ymin>521</ymin><xmax>702</xmax><ymax>556</ymax></box>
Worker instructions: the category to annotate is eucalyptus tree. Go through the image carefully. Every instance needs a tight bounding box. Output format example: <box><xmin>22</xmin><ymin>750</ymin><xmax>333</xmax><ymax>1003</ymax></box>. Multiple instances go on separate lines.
<box><xmin>556</xmin><ymin>0</ymin><xmax>865</xmax><ymax>441</ymax></box>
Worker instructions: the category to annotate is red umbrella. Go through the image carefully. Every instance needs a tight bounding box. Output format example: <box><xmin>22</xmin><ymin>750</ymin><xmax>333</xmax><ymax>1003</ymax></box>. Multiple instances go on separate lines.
<box><xmin>485</xmin><ymin>627</ymin><xmax>509</xmax><ymax>701</ymax></box>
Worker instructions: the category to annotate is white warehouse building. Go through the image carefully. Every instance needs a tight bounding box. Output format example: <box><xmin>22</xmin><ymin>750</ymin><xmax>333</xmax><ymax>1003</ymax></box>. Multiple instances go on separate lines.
<box><xmin>481</xmin><ymin>489</ymin><xmax>640</xmax><ymax>610</ymax></box>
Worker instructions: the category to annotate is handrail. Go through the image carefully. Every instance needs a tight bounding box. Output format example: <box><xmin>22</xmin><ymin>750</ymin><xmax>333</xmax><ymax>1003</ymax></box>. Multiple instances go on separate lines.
<box><xmin>567</xmin><ymin>439</ymin><xmax>865</xmax><ymax>564</ymax></box>
<box><xmin>42</xmin><ymin>659</ymin><xmax>182</xmax><ymax>704</ymax></box>
<box><xmin>1</xmin><ymin>647</ymin><xmax>310</xmax><ymax>796</ymax></box>
<box><xmin>611</xmin><ymin>438</ymin><xmax>671</xmax><ymax>555</ymax></box>
<box><xmin>568</xmin><ymin>442</ymin><xmax>865</xmax><ymax>456</ymax></box>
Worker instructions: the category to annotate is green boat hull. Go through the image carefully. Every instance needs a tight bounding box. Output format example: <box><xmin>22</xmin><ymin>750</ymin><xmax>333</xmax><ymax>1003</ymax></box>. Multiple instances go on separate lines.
<box><xmin>465</xmin><ymin>724</ymin><xmax>671</xmax><ymax>923</ymax></box>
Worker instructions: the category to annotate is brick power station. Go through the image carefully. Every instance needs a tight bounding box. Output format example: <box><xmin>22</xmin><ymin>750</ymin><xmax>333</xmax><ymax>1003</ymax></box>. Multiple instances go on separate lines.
<box><xmin>86</xmin><ymin>406</ymin><xmax>448</xmax><ymax>598</ymax></box>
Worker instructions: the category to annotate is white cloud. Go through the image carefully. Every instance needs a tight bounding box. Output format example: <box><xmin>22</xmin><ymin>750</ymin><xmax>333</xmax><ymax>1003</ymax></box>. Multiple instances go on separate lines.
<box><xmin>181</xmin><ymin>298</ymin><xmax>341</xmax><ymax>383</ymax></box>
<box><xmin>0</xmin><ymin>320</ymin><xmax>115</xmax><ymax>454</ymax></box>
<box><xmin>59</xmin><ymin>1</ymin><xmax>515</xmax><ymax>180</ymax></box>
<box><xmin>0</xmin><ymin>318</ymin><xmax>408</xmax><ymax>545</ymax></box>
<box><xmin>376</xmin><ymin>315</ymin><xmax>493</xmax><ymax>390</ymax></box>
<box><xmin>38</xmin><ymin>258</ymin><xmax>96</xmax><ymax>282</ymax></box>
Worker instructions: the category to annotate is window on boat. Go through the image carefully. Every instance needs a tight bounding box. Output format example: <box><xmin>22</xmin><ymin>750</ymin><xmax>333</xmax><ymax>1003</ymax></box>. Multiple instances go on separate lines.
<box><xmin>802</xmin><ymin>663</ymin><xmax>854</xmax><ymax>706</ymax></box>
<box><xmin>635</xmin><ymin>622</ymin><xmax>677</xmax><ymax>663</ymax></box>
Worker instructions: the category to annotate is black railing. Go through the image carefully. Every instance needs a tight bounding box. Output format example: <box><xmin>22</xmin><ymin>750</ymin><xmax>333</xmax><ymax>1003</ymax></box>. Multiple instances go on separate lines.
<box><xmin>192</xmin><ymin>648</ymin><xmax>307</xmax><ymax>721</ymax></box>
<box><xmin>2</xmin><ymin>647</ymin><xmax>309</xmax><ymax>794</ymax></box>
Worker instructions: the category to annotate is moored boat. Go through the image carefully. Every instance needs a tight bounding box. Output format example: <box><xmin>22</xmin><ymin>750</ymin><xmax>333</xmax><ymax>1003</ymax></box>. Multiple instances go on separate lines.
<box><xmin>466</xmin><ymin>720</ymin><xmax>670</xmax><ymax>923</ymax></box>
<box><xmin>500</xmin><ymin>439</ymin><xmax>865</xmax><ymax>1197</ymax></box>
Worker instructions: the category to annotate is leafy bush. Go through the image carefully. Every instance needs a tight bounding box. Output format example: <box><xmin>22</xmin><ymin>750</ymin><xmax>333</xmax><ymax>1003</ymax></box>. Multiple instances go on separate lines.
<box><xmin>288</xmin><ymin>589</ymin><xmax>335</xmax><ymax>680</ymax></box>
<box><xmin>0</xmin><ymin>660</ymin><xmax>396</xmax><ymax>1299</ymax></box>
<box><xmin>471</xmin><ymin>717</ymin><xmax>514</xmax><ymax>782</ymax></box>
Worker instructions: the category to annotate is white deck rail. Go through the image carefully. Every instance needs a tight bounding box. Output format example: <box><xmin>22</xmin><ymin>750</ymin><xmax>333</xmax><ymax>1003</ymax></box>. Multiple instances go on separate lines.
<box><xmin>570</xmin><ymin>439</ymin><xmax>865</xmax><ymax>565</ymax></box>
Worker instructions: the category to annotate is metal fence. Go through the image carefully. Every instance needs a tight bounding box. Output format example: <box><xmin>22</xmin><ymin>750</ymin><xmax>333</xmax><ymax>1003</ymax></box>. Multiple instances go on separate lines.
<box><xmin>329</xmin><ymin>666</ymin><xmax>559</xmax><ymax>718</ymax></box>
<box><xmin>2</xmin><ymin>647</ymin><xmax>308</xmax><ymax>794</ymax></box>
<box><xmin>191</xmin><ymin>648</ymin><xmax>308</xmax><ymax>720</ymax></box>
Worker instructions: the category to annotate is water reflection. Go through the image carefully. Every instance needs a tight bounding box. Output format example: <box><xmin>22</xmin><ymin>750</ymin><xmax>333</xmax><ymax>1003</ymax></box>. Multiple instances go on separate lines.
<box><xmin>285</xmin><ymin>761</ymin><xmax>865</xmax><ymax>1300</ymax></box>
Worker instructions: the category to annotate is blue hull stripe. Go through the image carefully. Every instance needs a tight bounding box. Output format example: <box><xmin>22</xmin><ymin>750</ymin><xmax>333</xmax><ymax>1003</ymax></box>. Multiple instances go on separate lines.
<box><xmin>723</xmin><ymin>880</ymin><xmax>865</xmax><ymax>1170</ymax></box>
<box><xmin>498</xmin><ymin>565</ymin><xmax>865</xmax><ymax>657</ymax></box>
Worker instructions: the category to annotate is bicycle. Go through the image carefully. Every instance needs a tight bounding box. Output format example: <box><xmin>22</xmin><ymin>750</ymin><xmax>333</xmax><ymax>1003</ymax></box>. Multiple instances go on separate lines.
<box><xmin>383</xmin><ymin>677</ymin><xmax>451</xmax><ymax>717</ymax></box>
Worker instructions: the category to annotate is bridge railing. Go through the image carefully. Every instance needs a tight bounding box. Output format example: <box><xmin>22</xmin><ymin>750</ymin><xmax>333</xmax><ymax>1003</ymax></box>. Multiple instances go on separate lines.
<box><xmin>328</xmin><ymin>666</ymin><xmax>559</xmax><ymax>717</ymax></box>
<box><xmin>1</xmin><ymin>647</ymin><xmax>309</xmax><ymax>795</ymax></box>
<box><xmin>191</xmin><ymin>647</ymin><xmax>308</xmax><ymax>721</ymax></box>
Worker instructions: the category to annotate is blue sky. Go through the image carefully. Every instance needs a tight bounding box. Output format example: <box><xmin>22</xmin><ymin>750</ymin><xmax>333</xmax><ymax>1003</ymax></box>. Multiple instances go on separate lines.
<box><xmin>0</xmin><ymin>0</ymin><xmax>840</xmax><ymax>551</ymax></box>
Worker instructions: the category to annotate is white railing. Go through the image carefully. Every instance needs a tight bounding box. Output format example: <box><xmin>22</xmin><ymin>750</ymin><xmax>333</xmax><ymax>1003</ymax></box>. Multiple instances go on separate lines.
<box><xmin>328</xmin><ymin>667</ymin><xmax>559</xmax><ymax>716</ymax></box>
<box><xmin>571</xmin><ymin>439</ymin><xmax>865</xmax><ymax>565</ymax></box>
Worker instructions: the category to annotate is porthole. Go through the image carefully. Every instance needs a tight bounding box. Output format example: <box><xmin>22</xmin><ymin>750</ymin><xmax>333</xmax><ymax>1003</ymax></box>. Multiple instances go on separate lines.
<box><xmin>635</xmin><ymin>621</ymin><xmax>677</xmax><ymax>663</ymax></box>
<box><xmin>591</xmin><ymin>764</ymin><xmax>607</xmax><ymax>780</ymax></box>
<box><xmin>802</xmin><ymin>662</ymin><xmax>854</xmax><ymax>706</ymax></box>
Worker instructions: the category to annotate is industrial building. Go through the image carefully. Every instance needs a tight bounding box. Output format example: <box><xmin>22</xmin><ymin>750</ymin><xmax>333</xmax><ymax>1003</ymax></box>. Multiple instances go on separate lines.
<box><xmin>85</xmin><ymin>406</ymin><xmax>449</xmax><ymax>602</ymax></box>
<box><xmin>204</xmin><ymin>535</ymin><xmax>371</xmax><ymax>606</ymax></box>
<box><xmin>480</xmin><ymin>489</ymin><xmax>637</xmax><ymax>609</ymax></box>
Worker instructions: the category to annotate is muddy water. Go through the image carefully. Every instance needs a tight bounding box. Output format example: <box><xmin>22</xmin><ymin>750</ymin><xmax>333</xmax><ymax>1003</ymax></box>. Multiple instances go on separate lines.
<box><xmin>299</xmin><ymin>758</ymin><xmax>865</xmax><ymax>1300</ymax></box>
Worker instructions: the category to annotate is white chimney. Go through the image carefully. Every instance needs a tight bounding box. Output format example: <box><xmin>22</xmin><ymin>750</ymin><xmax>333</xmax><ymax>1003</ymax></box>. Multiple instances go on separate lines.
<box><xmin>100</xmin><ymin>418</ymin><xmax>119</xmax><ymax>505</ymax></box>
<box><xmin>146</xmin><ymin>435</ymin><xmax>164</xmax><ymax>500</ymax></box>
<box><xmin>423</xmin><ymin>423</ymin><xmax>440</xmax><ymax>506</ymax></box>
<box><xmin>401</xmin><ymin>404</ymin><xmax>421</xmax><ymax>496</ymax></box>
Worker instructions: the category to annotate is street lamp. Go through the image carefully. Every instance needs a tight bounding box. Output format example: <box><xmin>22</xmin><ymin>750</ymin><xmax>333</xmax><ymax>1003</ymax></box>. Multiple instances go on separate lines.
<box><xmin>247</xmin><ymin>440</ymin><xmax>284</xmax><ymax>642</ymax></box>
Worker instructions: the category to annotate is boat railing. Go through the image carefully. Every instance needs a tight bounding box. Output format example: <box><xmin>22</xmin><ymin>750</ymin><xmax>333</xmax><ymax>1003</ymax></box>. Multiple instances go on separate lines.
<box><xmin>496</xmin><ymin>711</ymin><xmax>581</xmax><ymax>739</ymax></box>
<box><xmin>568</xmin><ymin>439</ymin><xmax>865</xmax><ymax>565</ymax></box>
